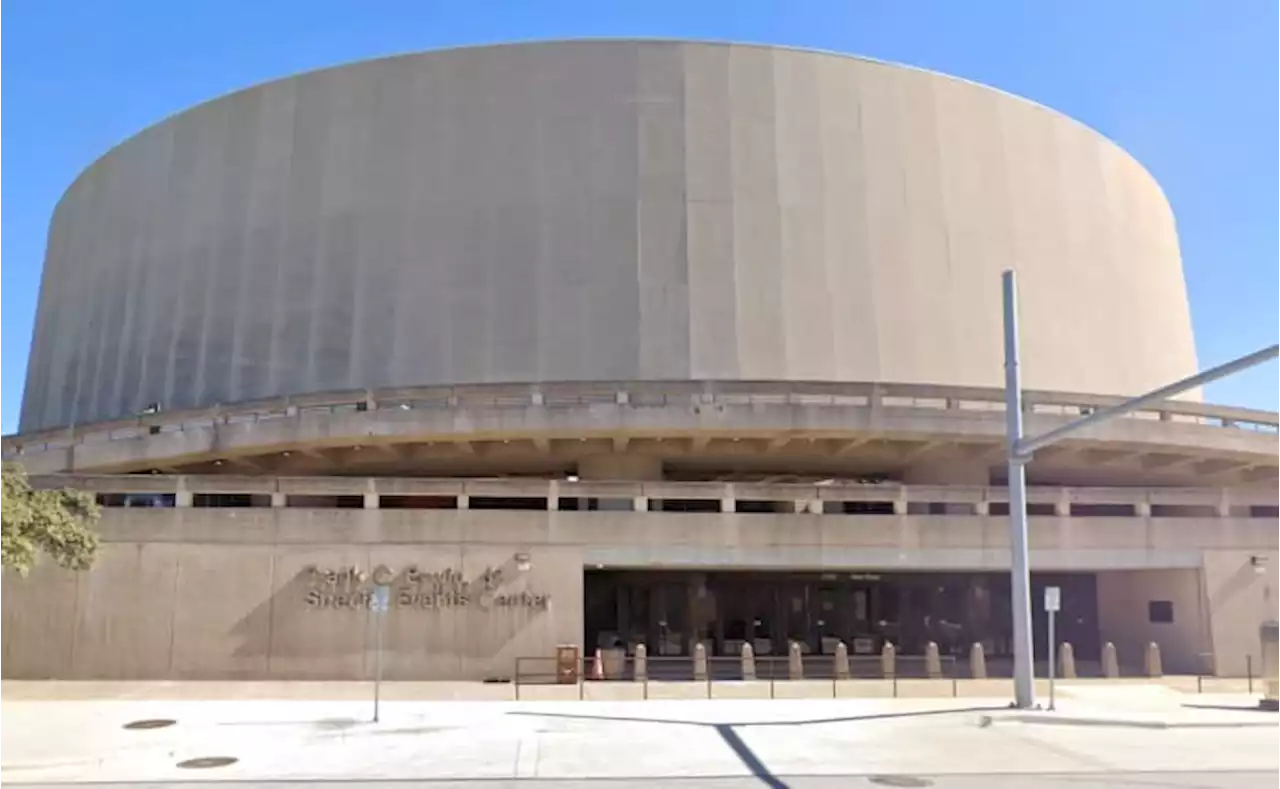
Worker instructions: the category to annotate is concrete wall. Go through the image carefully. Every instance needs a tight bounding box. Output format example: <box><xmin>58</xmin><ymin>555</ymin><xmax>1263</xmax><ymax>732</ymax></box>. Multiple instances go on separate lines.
<box><xmin>2</xmin><ymin>534</ymin><xmax>580</xmax><ymax>681</ymax></box>
<box><xmin>1201</xmin><ymin>549</ymin><xmax>1278</xmax><ymax>677</ymax></box>
<box><xmin>21</xmin><ymin>40</ymin><xmax>1198</xmax><ymax>431</ymax></box>
<box><xmin>1096</xmin><ymin>569</ymin><xmax>1209</xmax><ymax>675</ymax></box>
<box><xmin>3</xmin><ymin>506</ymin><xmax>1273</xmax><ymax>679</ymax></box>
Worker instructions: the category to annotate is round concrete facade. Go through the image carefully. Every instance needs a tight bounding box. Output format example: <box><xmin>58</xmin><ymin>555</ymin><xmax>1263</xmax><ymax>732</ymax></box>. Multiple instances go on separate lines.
<box><xmin>21</xmin><ymin>40</ymin><xmax>1197</xmax><ymax>431</ymax></box>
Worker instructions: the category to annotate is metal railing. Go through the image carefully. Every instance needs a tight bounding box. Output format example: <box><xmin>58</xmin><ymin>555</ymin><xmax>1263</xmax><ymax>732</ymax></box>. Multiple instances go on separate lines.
<box><xmin>513</xmin><ymin>654</ymin><xmax>962</xmax><ymax>700</ymax></box>
<box><xmin>34</xmin><ymin>473</ymin><xmax>1280</xmax><ymax>518</ymax></box>
<box><xmin>6</xmin><ymin>379</ymin><xmax>1276</xmax><ymax>458</ymax></box>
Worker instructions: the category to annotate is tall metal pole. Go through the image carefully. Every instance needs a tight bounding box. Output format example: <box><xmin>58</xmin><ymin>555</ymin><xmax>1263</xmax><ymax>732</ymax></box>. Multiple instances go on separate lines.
<box><xmin>1002</xmin><ymin>270</ymin><xmax>1036</xmax><ymax>709</ymax></box>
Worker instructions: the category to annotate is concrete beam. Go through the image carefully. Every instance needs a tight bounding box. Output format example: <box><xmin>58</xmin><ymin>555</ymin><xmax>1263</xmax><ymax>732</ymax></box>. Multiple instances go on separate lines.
<box><xmin>832</xmin><ymin>437</ymin><xmax>871</xmax><ymax>456</ymax></box>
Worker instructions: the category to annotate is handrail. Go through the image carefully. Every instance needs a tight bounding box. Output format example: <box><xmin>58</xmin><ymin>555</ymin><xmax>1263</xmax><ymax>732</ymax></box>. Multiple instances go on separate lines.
<box><xmin>4</xmin><ymin>379</ymin><xmax>1276</xmax><ymax>457</ymax></box>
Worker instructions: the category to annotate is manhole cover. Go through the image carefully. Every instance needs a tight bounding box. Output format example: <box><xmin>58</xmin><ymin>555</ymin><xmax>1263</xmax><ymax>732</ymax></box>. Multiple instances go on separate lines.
<box><xmin>123</xmin><ymin>719</ymin><xmax>176</xmax><ymax>730</ymax></box>
<box><xmin>868</xmin><ymin>777</ymin><xmax>933</xmax><ymax>788</ymax></box>
<box><xmin>177</xmin><ymin>756</ymin><xmax>238</xmax><ymax>769</ymax></box>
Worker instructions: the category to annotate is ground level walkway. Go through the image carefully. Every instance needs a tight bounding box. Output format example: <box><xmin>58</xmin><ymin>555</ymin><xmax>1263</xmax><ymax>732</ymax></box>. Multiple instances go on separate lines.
<box><xmin>2</xmin><ymin>681</ymin><xmax>1274</xmax><ymax>786</ymax></box>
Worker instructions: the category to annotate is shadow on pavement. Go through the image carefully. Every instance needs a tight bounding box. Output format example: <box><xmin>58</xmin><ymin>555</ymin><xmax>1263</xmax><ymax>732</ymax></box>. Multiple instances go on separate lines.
<box><xmin>506</xmin><ymin>705</ymin><xmax>1008</xmax><ymax>789</ymax></box>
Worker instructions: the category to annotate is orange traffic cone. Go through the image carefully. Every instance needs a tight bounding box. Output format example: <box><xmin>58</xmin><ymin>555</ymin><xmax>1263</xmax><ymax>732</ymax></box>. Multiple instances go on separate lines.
<box><xmin>592</xmin><ymin>648</ymin><xmax>605</xmax><ymax>680</ymax></box>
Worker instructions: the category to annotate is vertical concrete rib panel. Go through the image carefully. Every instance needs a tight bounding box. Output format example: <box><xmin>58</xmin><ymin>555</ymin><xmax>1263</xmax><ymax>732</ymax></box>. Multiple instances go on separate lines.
<box><xmin>774</xmin><ymin>47</ymin><xmax>834</xmax><ymax>380</ymax></box>
<box><xmin>636</xmin><ymin>42</ymin><xmax>691</xmax><ymax>379</ymax></box>
<box><xmin>728</xmin><ymin>45</ymin><xmax>783</xmax><ymax>379</ymax></box>
<box><xmin>684</xmin><ymin>43</ymin><xmax>739</xmax><ymax>379</ymax></box>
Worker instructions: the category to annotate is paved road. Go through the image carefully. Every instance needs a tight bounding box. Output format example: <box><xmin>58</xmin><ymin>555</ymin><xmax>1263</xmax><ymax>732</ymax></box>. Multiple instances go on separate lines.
<box><xmin>7</xmin><ymin>774</ymin><xmax>1277</xmax><ymax>788</ymax></box>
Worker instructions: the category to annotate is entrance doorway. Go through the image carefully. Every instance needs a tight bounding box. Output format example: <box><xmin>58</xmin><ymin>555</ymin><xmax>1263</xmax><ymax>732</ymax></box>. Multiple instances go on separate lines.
<box><xmin>583</xmin><ymin>568</ymin><xmax>1100</xmax><ymax>665</ymax></box>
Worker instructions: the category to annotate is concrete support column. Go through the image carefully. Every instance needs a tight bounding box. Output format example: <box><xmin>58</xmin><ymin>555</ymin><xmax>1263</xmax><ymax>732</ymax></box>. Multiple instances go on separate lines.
<box><xmin>1054</xmin><ymin>489</ymin><xmax>1071</xmax><ymax>517</ymax></box>
<box><xmin>547</xmin><ymin>481</ymin><xmax>559</xmax><ymax>511</ymax></box>
<box><xmin>457</xmin><ymin>494</ymin><xmax>470</xmax><ymax>510</ymax></box>
<box><xmin>720</xmin><ymin>486</ymin><xmax>735</xmax><ymax>514</ymax></box>
<box><xmin>577</xmin><ymin>454</ymin><xmax>662</xmax><ymax>481</ymax></box>
<box><xmin>1216</xmin><ymin>490</ymin><xmax>1231</xmax><ymax>518</ymax></box>
<box><xmin>175</xmin><ymin>478</ymin><xmax>192</xmax><ymax>508</ymax></box>
<box><xmin>270</xmin><ymin>492</ymin><xmax>286</xmax><ymax>508</ymax></box>
<box><xmin>1134</xmin><ymin>501</ymin><xmax>1151</xmax><ymax>517</ymax></box>
<box><xmin>633</xmin><ymin>496</ymin><xmax>648</xmax><ymax>512</ymax></box>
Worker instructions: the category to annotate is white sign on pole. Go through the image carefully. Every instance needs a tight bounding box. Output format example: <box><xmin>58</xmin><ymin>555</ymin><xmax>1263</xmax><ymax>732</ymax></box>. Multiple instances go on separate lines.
<box><xmin>1044</xmin><ymin>586</ymin><xmax>1061</xmax><ymax>612</ymax></box>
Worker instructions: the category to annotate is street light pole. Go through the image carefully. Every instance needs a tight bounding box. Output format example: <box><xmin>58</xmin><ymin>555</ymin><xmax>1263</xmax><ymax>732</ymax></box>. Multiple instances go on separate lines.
<box><xmin>1002</xmin><ymin>270</ymin><xmax>1036</xmax><ymax>709</ymax></box>
<box><xmin>1000</xmin><ymin>268</ymin><xmax>1279</xmax><ymax>710</ymax></box>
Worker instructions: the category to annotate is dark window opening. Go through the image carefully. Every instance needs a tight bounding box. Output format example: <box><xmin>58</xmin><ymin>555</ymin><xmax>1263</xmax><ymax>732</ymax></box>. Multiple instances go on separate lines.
<box><xmin>286</xmin><ymin>495</ymin><xmax>366</xmax><ymax>509</ymax></box>
<box><xmin>469</xmin><ymin>496</ymin><xmax>547</xmax><ymax>511</ymax></box>
<box><xmin>1148</xmin><ymin>600</ymin><xmax>1174</xmax><ymax>623</ymax></box>
<box><xmin>1250</xmin><ymin>505</ymin><xmax>1279</xmax><ymax>518</ymax></box>
<box><xmin>193</xmin><ymin>493</ymin><xmax>270</xmax><ymax>508</ymax></box>
<box><xmin>737</xmin><ymin>499</ymin><xmax>789</xmax><ymax>514</ymax></box>
<box><xmin>380</xmin><ymin>495</ymin><xmax>457</xmax><ymax>510</ymax></box>
<box><xmin>654</xmin><ymin>498</ymin><xmax>721</xmax><ymax>513</ymax></box>
<box><xmin>96</xmin><ymin>493</ymin><xmax>176</xmax><ymax>508</ymax></box>
<box><xmin>1070</xmin><ymin>503</ymin><xmax>1137</xmax><ymax>517</ymax></box>
<box><xmin>1151</xmin><ymin>504</ymin><xmax>1217</xmax><ymax>518</ymax></box>
<box><xmin>824</xmin><ymin>500</ymin><xmax>896</xmax><ymax>515</ymax></box>
<box><xmin>987</xmin><ymin>502</ymin><xmax>1056</xmax><ymax>516</ymax></box>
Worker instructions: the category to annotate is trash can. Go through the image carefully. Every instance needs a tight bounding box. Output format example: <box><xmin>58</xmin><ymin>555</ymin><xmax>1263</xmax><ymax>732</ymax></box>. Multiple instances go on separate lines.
<box><xmin>1260</xmin><ymin>621</ymin><xmax>1278</xmax><ymax>711</ymax></box>
<box><xmin>556</xmin><ymin>645</ymin><xmax>580</xmax><ymax>685</ymax></box>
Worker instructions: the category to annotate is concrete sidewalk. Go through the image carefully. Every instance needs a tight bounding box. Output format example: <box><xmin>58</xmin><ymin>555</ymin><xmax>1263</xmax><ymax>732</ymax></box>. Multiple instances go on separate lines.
<box><xmin>0</xmin><ymin>675</ymin><xmax>1261</xmax><ymax>702</ymax></box>
<box><xmin>2</xmin><ymin>684</ymin><xmax>1274</xmax><ymax>785</ymax></box>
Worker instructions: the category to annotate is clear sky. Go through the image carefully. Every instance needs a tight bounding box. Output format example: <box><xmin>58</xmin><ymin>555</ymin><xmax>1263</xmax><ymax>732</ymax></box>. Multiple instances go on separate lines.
<box><xmin>3</xmin><ymin>0</ymin><xmax>1277</xmax><ymax>433</ymax></box>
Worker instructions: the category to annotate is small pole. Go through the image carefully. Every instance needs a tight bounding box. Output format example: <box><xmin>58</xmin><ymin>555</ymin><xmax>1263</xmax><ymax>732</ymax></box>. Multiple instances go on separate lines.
<box><xmin>374</xmin><ymin>611</ymin><xmax>384</xmax><ymax>721</ymax></box>
<box><xmin>372</xmin><ymin>584</ymin><xmax>389</xmax><ymax>723</ymax></box>
<box><xmin>1048</xmin><ymin>606</ymin><xmax>1056</xmax><ymax>711</ymax></box>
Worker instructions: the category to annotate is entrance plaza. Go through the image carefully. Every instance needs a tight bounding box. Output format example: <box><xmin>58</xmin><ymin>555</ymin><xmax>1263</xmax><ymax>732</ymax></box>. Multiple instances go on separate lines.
<box><xmin>2</xmin><ymin>42</ymin><xmax>1276</xmax><ymax>686</ymax></box>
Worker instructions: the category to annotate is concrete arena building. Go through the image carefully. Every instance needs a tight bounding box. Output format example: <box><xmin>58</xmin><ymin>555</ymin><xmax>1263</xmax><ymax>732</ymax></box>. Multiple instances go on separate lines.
<box><xmin>3</xmin><ymin>41</ymin><xmax>1276</xmax><ymax>682</ymax></box>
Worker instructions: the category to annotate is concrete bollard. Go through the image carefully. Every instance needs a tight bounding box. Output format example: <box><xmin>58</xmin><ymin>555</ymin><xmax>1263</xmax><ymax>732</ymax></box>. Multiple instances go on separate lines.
<box><xmin>1144</xmin><ymin>642</ymin><xmax>1163</xmax><ymax>678</ymax></box>
<box><xmin>741</xmin><ymin>642</ymin><xmax>756</xmax><ymax>680</ymax></box>
<box><xmin>1102</xmin><ymin>642</ymin><xmax>1120</xmax><ymax>678</ymax></box>
<box><xmin>925</xmin><ymin>641</ymin><xmax>942</xmax><ymax>679</ymax></box>
<box><xmin>881</xmin><ymin>642</ymin><xmax>897</xmax><ymax>678</ymax></box>
<box><xmin>693</xmin><ymin>643</ymin><xmax>708</xmax><ymax>682</ymax></box>
<box><xmin>633</xmin><ymin>643</ymin><xmax>647</xmax><ymax>682</ymax></box>
<box><xmin>834</xmin><ymin>642</ymin><xmax>850</xmax><ymax>680</ymax></box>
<box><xmin>1058</xmin><ymin>642</ymin><xmax>1076</xmax><ymax>679</ymax></box>
<box><xmin>789</xmin><ymin>641</ymin><xmax>804</xmax><ymax>680</ymax></box>
<box><xmin>969</xmin><ymin>642</ymin><xmax>987</xmax><ymax>679</ymax></box>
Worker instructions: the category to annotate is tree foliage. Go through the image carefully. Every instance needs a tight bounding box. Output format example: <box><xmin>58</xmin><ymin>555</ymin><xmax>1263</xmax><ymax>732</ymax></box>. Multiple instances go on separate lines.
<box><xmin>1</xmin><ymin>463</ymin><xmax>100</xmax><ymax>576</ymax></box>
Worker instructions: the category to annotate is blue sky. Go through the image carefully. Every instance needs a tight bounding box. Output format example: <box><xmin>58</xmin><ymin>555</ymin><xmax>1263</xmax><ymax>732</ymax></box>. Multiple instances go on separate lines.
<box><xmin>3</xmin><ymin>0</ymin><xmax>1277</xmax><ymax>433</ymax></box>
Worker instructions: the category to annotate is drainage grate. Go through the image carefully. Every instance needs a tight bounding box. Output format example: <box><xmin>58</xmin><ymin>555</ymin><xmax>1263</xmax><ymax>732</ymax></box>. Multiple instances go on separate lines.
<box><xmin>177</xmin><ymin>756</ymin><xmax>238</xmax><ymax>769</ymax></box>
<box><xmin>123</xmin><ymin>719</ymin><xmax>176</xmax><ymax>730</ymax></box>
<box><xmin>868</xmin><ymin>777</ymin><xmax>933</xmax><ymax>788</ymax></box>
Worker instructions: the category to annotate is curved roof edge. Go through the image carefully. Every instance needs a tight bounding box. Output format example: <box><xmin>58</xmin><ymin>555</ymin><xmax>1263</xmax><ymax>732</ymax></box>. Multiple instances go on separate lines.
<box><xmin>55</xmin><ymin>38</ymin><xmax>1164</xmax><ymax>208</ymax></box>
